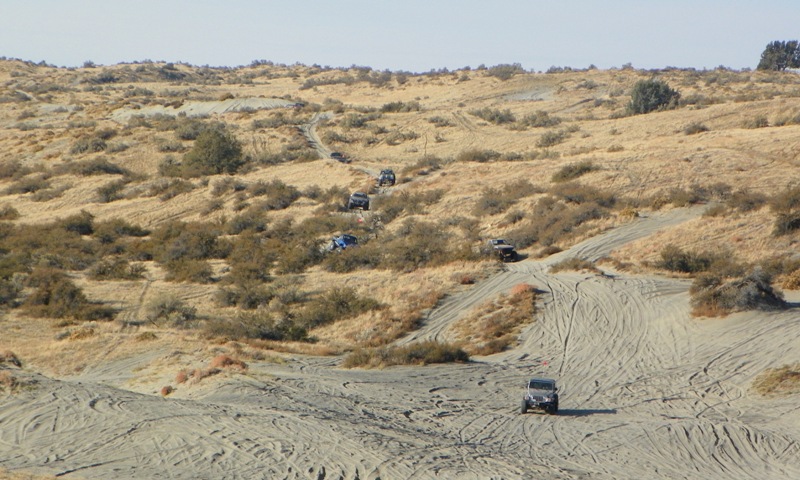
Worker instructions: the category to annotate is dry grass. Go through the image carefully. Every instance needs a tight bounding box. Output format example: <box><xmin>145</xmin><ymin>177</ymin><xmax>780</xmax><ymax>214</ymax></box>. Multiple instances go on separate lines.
<box><xmin>0</xmin><ymin>467</ymin><xmax>56</xmax><ymax>480</ymax></box>
<box><xmin>2</xmin><ymin>61</ymin><xmax>800</xmax><ymax>382</ymax></box>
<box><xmin>448</xmin><ymin>283</ymin><xmax>538</xmax><ymax>355</ymax></box>
<box><xmin>752</xmin><ymin>363</ymin><xmax>800</xmax><ymax>396</ymax></box>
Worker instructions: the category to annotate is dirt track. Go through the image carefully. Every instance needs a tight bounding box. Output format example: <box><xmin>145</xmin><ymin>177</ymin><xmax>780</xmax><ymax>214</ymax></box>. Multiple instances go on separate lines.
<box><xmin>2</xmin><ymin>208</ymin><xmax>800</xmax><ymax>479</ymax></box>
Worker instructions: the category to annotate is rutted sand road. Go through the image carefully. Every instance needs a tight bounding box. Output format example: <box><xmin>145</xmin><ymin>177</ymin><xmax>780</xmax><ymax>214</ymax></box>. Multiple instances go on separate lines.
<box><xmin>1</xmin><ymin>208</ymin><xmax>799</xmax><ymax>479</ymax></box>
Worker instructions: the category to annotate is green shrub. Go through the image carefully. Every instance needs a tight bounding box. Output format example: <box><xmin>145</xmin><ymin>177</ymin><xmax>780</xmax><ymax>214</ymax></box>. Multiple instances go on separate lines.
<box><xmin>627</xmin><ymin>79</ymin><xmax>680</xmax><ymax>114</ymax></box>
<box><xmin>183</xmin><ymin>129</ymin><xmax>244</xmax><ymax>175</ymax></box>
<box><xmin>342</xmin><ymin>341</ymin><xmax>469</xmax><ymax>368</ymax></box>
<box><xmin>757</xmin><ymin>40</ymin><xmax>800</xmax><ymax>71</ymax></box>
<box><xmin>551</xmin><ymin>160</ymin><xmax>596</xmax><ymax>182</ymax></box>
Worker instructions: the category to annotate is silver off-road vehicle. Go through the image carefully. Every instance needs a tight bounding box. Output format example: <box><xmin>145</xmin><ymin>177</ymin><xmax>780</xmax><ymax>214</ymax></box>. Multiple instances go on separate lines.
<box><xmin>520</xmin><ymin>378</ymin><xmax>559</xmax><ymax>415</ymax></box>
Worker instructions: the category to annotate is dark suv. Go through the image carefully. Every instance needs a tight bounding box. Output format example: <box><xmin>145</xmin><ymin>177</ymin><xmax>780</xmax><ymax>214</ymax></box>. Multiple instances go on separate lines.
<box><xmin>378</xmin><ymin>169</ymin><xmax>396</xmax><ymax>186</ymax></box>
<box><xmin>347</xmin><ymin>192</ymin><xmax>370</xmax><ymax>210</ymax></box>
<box><xmin>487</xmin><ymin>239</ymin><xmax>518</xmax><ymax>262</ymax></box>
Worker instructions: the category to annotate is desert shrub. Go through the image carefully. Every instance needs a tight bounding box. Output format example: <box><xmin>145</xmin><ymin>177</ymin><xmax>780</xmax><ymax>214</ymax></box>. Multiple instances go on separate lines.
<box><xmin>144</xmin><ymin>221</ymin><xmax>225</xmax><ymax>264</ymax></box>
<box><xmin>549</xmin><ymin>257</ymin><xmax>599</xmax><ymax>273</ymax></box>
<box><xmin>773</xmin><ymin>212</ymin><xmax>800</xmax><ymax>236</ymax></box>
<box><xmin>506</xmin><ymin>196</ymin><xmax>608</xmax><ymax>248</ymax></box>
<box><xmin>473</xmin><ymin>180</ymin><xmax>541</xmax><ymax>216</ymax></box>
<box><xmin>537</xmin><ymin>130</ymin><xmax>569</xmax><ymax>147</ymax></box>
<box><xmin>226</xmin><ymin>209</ymin><xmax>268</xmax><ymax>234</ymax></box>
<box><xmin>690</xmin><ymin>268</ymin><xmax>785</xmax><ymax>317</ymax></box>
<box><xmin>656</xmin><ymin>244</ymin><xmax>728</xmax><ymax>274</ymax></box>
<box><xmin>770</xmin><ymin>185</ymin><xmax>800</xmax><ymax>215</ymax></box>
<box><xmin>342</xmin><ymin>341</ymin><xmax>469</xmax><ymax>368</ymax></box>
<box><xmin>752</xmin><ymin>363</ymin><xmax>800</xmax><ymax>396</ymax></box>
<box><xmin>224</xmin><ymin>232</ymin><xmax>275</xmax><ymax>284</ymax></box>
<box><xmin>183</xmin><ymin>129</ymin><xmax>244</xmax><ymax>175</ymax></box>
<box><xmin>295</xmin><ymin>287</ymin><xmax>382</xmax><ymax>329</ymax></box>
<box><xmin>628</xmin><ymin>79</ymin><xmax>680</xmax><ymax>115</ymax></box>
<box><xmin>380</xmin><ymin>101</ymin><xmax>421</xmax><ymax>113</ymax></box>
<box><xmin>88</xmin><ymin>258</ymin><xmax>145</xmax><ymax>280</ymax></box>
<box><xmin>322</xmin><ymin>243</ymin><xmax>383</xmax><ymax>273</ymax></box>
<box><xmin>0</xmin><ymin>278</ymin><xmax>22</xmax><ymax>306</ymax></box>
<box><xmin>428</xmin><ymin>116</ymin><xmax>453</xmax><ymax>127</ymax></box>
<box><xmin>59</xmin><ymin>210</ymin><xmax>95</xmax><ymax>235</ymax></box>
<box><xmin>456</xmin><ymin>149</ymin><xmax>501</xmax><ymax>163</ymax></box>
<box><xmin>5</xmin><ymin>175</ymin><xmax>51</xmax><ymax>194</ymax></box>
<box><xmin>21</xmin><ymin>268</ymin><xmax>114</xmax><ymax>320</ymax></box>
<box><xmin>486</xmin><ymin>63</ymin><xmax>525</xmax><ymax>81</ymax></box>
<box><xmin>469</xmin><ymin>107</ymin><xmax>515</xmax><ymax>125</ymax></box>
<box><xmin>58</xmin><ymin>157</ymin><xmax>127</xmax><ymax>176</ymax></box>
<box><xmin>742</xmin><ymin>116</ymin><xmax>769</xmax><ymax>129</ymax></box>
<box><xmin>0</xmin><ymin>205</ymin><xmax>20</xmax><ymax>220</ymax></box>
<box><xmin>375</xmin><ymin>189</ymin><xmax>444</xmax><ymax>223</ymax></box>
<box><xmin>684</xmin><ymin>122</ymin><xmax>709</xmax><ymax>135</ymax></box>
<box><xmin>250</xmin><ymin>180</ymin><xmax>301</xmax><ymax>210</ymax></box>
<box><xmin>145</xmin><ymin>294</ymin><xmax>197</xmax><ymax>328</ymax></box>
<box><xmin>92</xmin><ymin>218</ymin><xmax>149</xmax><ymax>244</ymax></box>
<box><xmin>551</xmin><ymin>160</ymin><xmax>597</xmax><ymax>182</ymax></box>
<box><xmin>70</xmin><ymin>135</ymin><xmax>107</xmax><ymax>154</ymax></box>
<box><xmin>0</xmin><ymin>221</ymin><xmax>101</xmax><ymax>274</ymax></box>
<box><xmin>163</xmin><ymin>259</ymin><xmax>214</xmax><ymax>283</ymax></box>
<box><xmin>727</xmin><ymin>189</ymin><xmax>767</xmax><ymax>212</ymax></box>
<box><xmin>340</xmin><ymin>112</ymin><xmax>381</xmax><ymax>129</ymax></box>
<box><xmin>147</xmin><ymin>178</ymin><xmax>196</xmax><ymax>200</ymax></box>
<box><xmin>205</xmin><ymin>311</ymin><xmax>308</xmax><ymax>341</ymax></box>
<box><xmin>520</xmin><ymin>110</ymin><xmax>561</xmax><ymax>128</ymax></box>
<box><xmin>97</xmin><ymin>178</ymin><xmax>130</xmax><ymax>203</ymax></box>
<box><xmin>549</xmin><ymin>182</ymin><xmax>615</xmax><ymax>208</ymax></box>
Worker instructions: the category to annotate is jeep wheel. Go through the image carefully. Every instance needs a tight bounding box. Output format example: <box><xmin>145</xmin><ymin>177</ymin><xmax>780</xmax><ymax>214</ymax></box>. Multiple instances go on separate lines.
<box><xmin>520</xmin><ymin>400</ymin><xmax>528</xmax><ymax>414</ymax></box>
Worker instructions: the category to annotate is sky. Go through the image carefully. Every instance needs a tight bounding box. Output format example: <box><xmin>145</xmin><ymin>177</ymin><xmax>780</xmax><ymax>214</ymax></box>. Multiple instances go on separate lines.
<box><xmin>1</xmin><ymin>1</ymin><xmax>798</xmax><ymax>72</ymax></box>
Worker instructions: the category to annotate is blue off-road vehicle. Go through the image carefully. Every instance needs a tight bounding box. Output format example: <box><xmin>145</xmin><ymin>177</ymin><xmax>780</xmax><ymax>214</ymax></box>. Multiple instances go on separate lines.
<box><xmin>327</xmin><ymin>234</ymin><xmax>358</xmax><ymax>252</ymax></box>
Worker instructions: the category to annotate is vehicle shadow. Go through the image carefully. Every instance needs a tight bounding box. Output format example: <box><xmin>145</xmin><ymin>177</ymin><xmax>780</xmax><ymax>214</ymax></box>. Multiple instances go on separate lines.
<box><xmin>557</xmin><ymin>408</ymin><xmax>617</xmax><ymax>417</ymax></box>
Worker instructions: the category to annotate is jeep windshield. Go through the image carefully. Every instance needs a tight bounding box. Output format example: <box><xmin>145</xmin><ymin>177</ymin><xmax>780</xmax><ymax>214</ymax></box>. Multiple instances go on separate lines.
<box><xmin>528</xmin><ymin>380</ymin><xmax>555</xmax><ymax>391</ymax></box>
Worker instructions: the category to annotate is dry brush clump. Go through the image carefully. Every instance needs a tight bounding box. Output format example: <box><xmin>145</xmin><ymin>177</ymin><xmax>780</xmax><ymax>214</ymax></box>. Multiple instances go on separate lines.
<box><xmin>342</xmin><ymin>341</ymin><xmax>469</xmax><ymax>369</ymax></box>
<box><xmin>690</xmin><ymin>268</ymin><xmax>786</xmax><ymax>318</ymax></box>
<box><xmin>752</xmin><ymin>363</ymin><xmax>800</xmax><ymax>396</ymax></box>
<box><xmin>175</xmin><ymin>354</ymin><xmax>248</xmax><ymax>385</ymax></box>
<box><xmin>449</xmin><ymin>283</ymin><xmax>538</xmax><ymax>355</ymax></box>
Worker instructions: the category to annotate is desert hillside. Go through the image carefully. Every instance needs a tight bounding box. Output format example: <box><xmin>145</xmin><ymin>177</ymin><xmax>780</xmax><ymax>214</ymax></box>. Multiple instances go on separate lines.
<box><xmin>1</xmin><ymin>60</ymin><xmax>799</xmax><ymax>479</ymax></box>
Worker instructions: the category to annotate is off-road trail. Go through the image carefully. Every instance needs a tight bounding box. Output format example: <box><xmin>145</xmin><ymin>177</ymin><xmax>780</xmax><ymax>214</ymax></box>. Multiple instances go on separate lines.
<box><xmin>1</xmin><ymin>207</ymin><xmax>799</xmax><ymax>479</ymax></box>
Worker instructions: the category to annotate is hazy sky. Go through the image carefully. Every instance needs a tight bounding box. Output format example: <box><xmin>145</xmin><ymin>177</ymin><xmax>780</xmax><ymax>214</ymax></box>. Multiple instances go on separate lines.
<box><xmin>2</xmin><ymin>1</ymin><xmax>798</xmax><ymax>72</ymax></box>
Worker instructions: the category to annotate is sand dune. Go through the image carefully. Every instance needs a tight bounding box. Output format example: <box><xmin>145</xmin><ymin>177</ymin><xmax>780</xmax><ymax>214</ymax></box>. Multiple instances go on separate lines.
<box><xmin>2</xmin><ymin>208</ymin><xmax>798</xmax><ymax>479</ymax></box>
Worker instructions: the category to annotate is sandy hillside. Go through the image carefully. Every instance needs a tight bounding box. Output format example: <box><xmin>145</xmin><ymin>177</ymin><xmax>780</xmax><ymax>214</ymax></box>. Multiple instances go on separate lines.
<box><xmin>1</xmin><ymin>60</ymin><xmax>800</xmax><ymax>478</ymax></box>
